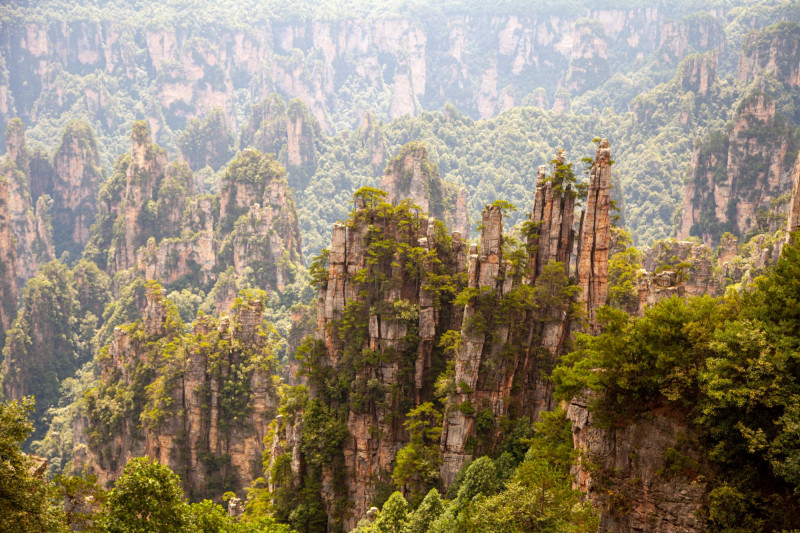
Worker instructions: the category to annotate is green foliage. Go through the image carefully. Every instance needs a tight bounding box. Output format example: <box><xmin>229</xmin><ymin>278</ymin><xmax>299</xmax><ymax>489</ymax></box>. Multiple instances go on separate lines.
<box><xmin>1</xmin><ymin>260</ymin><xmax>95</xmax><ymax>440</ymax></box>
<box><xmin>299</xmin><ymin>399</ymin><xmax>348</xmax><ymax>472</ymax></box>
<box><xmin>392</xmin><ymin>403</ymin><xmax>443</xmax><ymax>504</ymax></box>
<box><xmin>0</xmin><ymin>397</ymin><xmax>66</xmax><ymax>533</ymax></box>
<box><xmin>308</xmin><ymin>248</ymin><xmax>330</xmax><ymax>290</ymax></box>
<box><xmin>177</xmin><ymin>107</ymin><xmax>235</xmax><ymax>171</ymax></box>
<box><xmin>457</xmin><ymin>458</ymin><xmax>599</xmax><ymax>533</ymax></box>
<box><xmin>552</xmin><ymin>235</ymin><xmax>800</xmax><ymax>528</ymax></box>
<box><xmin>405</xmin><ymin>489</ymin><xmax>444</xmax><ymax>533</ymax></box>
<box><xmin>524</xmin><ymin>407</ymin><xmax>577</xmax><ymax>476</ymax></box>
<box><xmin>607</xmin><ymin>244</ymin><xmax>644</xmax><ymax>312</ymax></box>
<box><xmin>101</xmin><ymin>457</ymin><xmax>187</xmax><ymax>533</ymax></box>
<box><xmin>373</xmin><ymin>491</ymin><xmax>409</xmax><ymax>533</ymax></box>
<box><xmin>84</xmin><ymin>286</ymin><xmax>280</xmax><ymax>500</ymax></box>
<box><xmin>54</xmin><ymin>474</ymin><xmax>107</xmax><ymax>531</ymax></box>
<box><xmin>489</xmin><ymin>199</ymin><xmax>517</xmax><ymax>216</ymax></box>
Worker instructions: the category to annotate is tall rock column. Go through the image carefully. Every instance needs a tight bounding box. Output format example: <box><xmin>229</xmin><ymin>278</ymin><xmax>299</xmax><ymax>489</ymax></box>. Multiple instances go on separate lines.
<box><xmin>532</xmin><ymin>149</ymin><xmax>576</xmax><ymax>275</ymax></box>
<box><xmin>0</xmin><ymin>171</ymin><xmax>19</xmax><ymax>336</ymax></box>
<box><xmin>305</xmin><ymin>193</ymin><xmax>466</xmax><ymax>530</ymax></box>
<box><xmin>2</xmin><ymin>119</ymin><xmax>39</xmax><ymax>280</ymax></box>
<box><xmin>115</xmin><ymin>121</ymin><xmax>168</xmax><ymax>272</ymax></box>
<box><xmin>52</xmin><ymin>119</ymin><xmax>103</xmax><ymax>254</ymax></box>
<box><xmin>784</xmin><ymin>155</ymin><xmax>800</xmax><ymax>248</ymax></box>
<box><xmin>440</xmin><ymin>148</ymin><xmax>603</xmax><ymax>486</ymax></box>
<box><xmin>576</xmin><ymin>139</ymin><xmax>612</xmax><ymax>333</ymax></box>
<box><xmin>79</xmin><ymin>286</ymin><xmax>279</xmax><ymax>499</ymax></box>
<box><xmin>380</xmin><ymin>141</ymin><xmax>470</xmax><ymax>238</ymax></box>
<box><xmin>441</xmin><ymin>204</ymin><xmax>506</xmax><ymax>484</ymax></box>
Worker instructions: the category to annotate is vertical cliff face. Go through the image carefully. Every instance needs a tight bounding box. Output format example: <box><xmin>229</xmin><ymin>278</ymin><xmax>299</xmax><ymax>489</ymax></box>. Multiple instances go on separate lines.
<box><xmin>568</xmin><ymin>400</ymin><xmax>707</xmax><ymax>533</ymax></box>
<box><xmin>738</xmin><ymin>21</ymin><xmax>800</xmax><ymax>89</ymax></box>
<box><xmin>0</xmin><ymin>169</ymin><xmax>19</xmax><ymax>338</ymax></box>
<box><xmin>177</xmin><ymin>108</ymin><xmax>235</xmax><ymax>172</ymax></box>
<box><xmin>679</xmin><ymin>92</ymin><xmax>797</xmax><ymax>245</ymax></box>
<box><xmin>785</xmin><ymin>155</ymin><xmax>800</xmax><ymax>240</ymax></box>
<box><xmin>658</xmin><ymin>12</ymin><xmax>726</xmax><ymax>64</ymax></box>
<box><xmin>576</xmin><ymin>139</ymin><xmax>612</xmax><ymax>332</ymax></box>
<box><xmin>52</xmin><ymin>119</ymin><xmax>103</xmax><ymax>254</ymax></box>
<box><xmin>680</xmin><ymin>21</ymin><xmax>800</xmax><ymax>246</ymax></box>
<box><xmin>679</xmin><ymin>50</ymin><xmax>718</xmax><ymax>97</ymax></box>
<box><xmin>0</xmin><ymin>118</ymin><xmax>101</xmax><ymax>275</ymax></box>
<box><xmin>216</xmin><ymin>149</ymin><xmax>303</xmax><ymax>293</ymax></box>
<box><xmin>240</xmin><ymin>94</ymin><xmax>288</xmax><ymax>157</ymax></box>
<box><xmin>1</xmin><ymin>119</ymin><xmax>41</xmax><ymax>281</ymax></box>
<box><xmin>79</xmin><ymin>285</ymin><xmax>280</xmax><ymax>499</ymax></box>
<box><xmin>440</xmin><ymin>147</ymin><xmax>591</xmax><ymax>484</ymax></box>
<box><xmin>566</xmin><ymin>20</ymin><xmax>611</xmax><ymax>94</ymax></box>
<box><xmin>285</xmin><ymin>99</ymin><xmax>320</xmax><ymax>189</ymax></box>
<box><xmin>2</xmin><ymin>6</ymin><xmax>731</xmax><ymax>147</ymax></box>
<box><xmin>380</xmin><ymin>141</ymin><xmax>470</xmax><ymax>238</ymax></box>
<box><xmin>88</xmin><ymin>121</ymin><xmax>303</xmax><ymax>298</ymax></box>
<box><xmin>113</xmin><ymin>121</ymin><xmax>169</xmax><ymax>272</ymax></box>
<box><xmin>280</xmin><ymin>144</ymin><xmax>613</xmax><ymax>529</ymax></box>
<box><xmin>304</xmin><ymin>194</ymin><xmax>467</xmax><ymax>529</ymax></box>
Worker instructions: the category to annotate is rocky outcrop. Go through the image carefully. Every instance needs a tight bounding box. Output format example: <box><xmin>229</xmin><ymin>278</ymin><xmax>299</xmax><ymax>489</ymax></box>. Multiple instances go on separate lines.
<box><xmin>552</xmin><ymin>88</ymin><xmax>571</xmax><ymax>114</ymax></box>
<box><xmin>658</xmin><ymin>12</ymin><xmax>726</xmax><ymax>64</ymax></box>
<box><xmin>78</xmin><ymin>285</ymin><xmax>280</xmax><ymax>499</ymax></box>
<box><xmin>1</xmin><ymin>119</ymin><xmax>40</xmax><ymax>281</ymax></box>
<box><xmin>439</xmin><ymin>150</ymin><xmax>584</xmax><ymax>484</ymax></box>
<box><xmin>380</xmin><ymin>141</ymin><xmax>469</xmax><ymax>237</ymax></box>
<box><xmin>91</xmin><ymin>122</ymin><xmax>302</xmax><ymax>299</ymax></box>
<box><xmin>644</xmin><ymin>239</ymin><xmax>717</xmax><ymax>297</ymax></box>
<box><xmin>566</xmin><ymin>20</ymin><xmax>611</xmax><ymax>93</ymax></box>
<box><xmin>568</xmin><ymin>400</ymin><xmax>707</xmax><ymax>533</ymax></box>
<box><xmin>679</xmin><ymin>92</ymin><xmax>797</xmax><ymax>245</ymax></box>
<box><xmin>113</xmin><ymin>121</ymin><xmax>169</xmax><ymax>272</ymax></box>
<box><xmin>263</xmin><ymin>144</ymin><xmax>613</xmax><ymax>528</ymax></box>
<box><xmin>240</xmin><ymin>94</ymin><xmax>288</xmax><ymax>157</ymax></box>
<box><xmin>738</xmin><ymin>21</ymin><xmax>800</xmax><ymax>89</ymax></box>
<box><xmin>784</xmin><ymin>154</ymin><xmax>800</xmax><ymax>244</ymax></box>
<box><xmin>359</xmin><ymin>112</ymin><xmax>386</xmax><ymax>176</ymax></box>
<box><xmin>51</xmin><ymin>120</ymin><xmax>103</xmax><ymax>254</ymax></box>
<box><xmin>0</xmin><ymin>167</ymin><xmax>19</xmax><ymax>336</ymax></box>
<box><xmin>309</xmin><ymin>196</ymin><xmax>468</xmax><ymax>529</ymax></box>
<box><xmin>285</xmin><ymin>99</ymin><xmax>320</xmax><ymax>189</ymax></box>
<box><xmin>576</xmin><ymin>139</ymin><xmax>612</xmax><ymax>332</ymax></box>
<box><xmin>177</xmin><ymin>107</ymin><xmax>235</xmax><ymax>172</ymax></box>
<box><xmin>679</xmin><ymin>50</ymin><xmax>718</xmax><ymax>97</ymax></box>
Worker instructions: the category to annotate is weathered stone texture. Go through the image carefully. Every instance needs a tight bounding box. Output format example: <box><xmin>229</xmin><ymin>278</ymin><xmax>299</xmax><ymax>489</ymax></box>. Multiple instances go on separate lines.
<box><xmin>576</xmin><ymin>139</ymin><xmax>612</xmax><ymax>332</ymax></box>
<box><xmin>568</xmin><ymin>400</ymin><xmax>707</xmax><ymax>533</ymax></box>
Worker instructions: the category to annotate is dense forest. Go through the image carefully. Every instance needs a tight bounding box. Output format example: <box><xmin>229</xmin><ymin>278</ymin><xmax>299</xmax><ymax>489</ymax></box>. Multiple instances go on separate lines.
<box><xmin>2</xmin><ymin>0</ymin><xmax>800</xmax><ymax>532</ymax></box>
